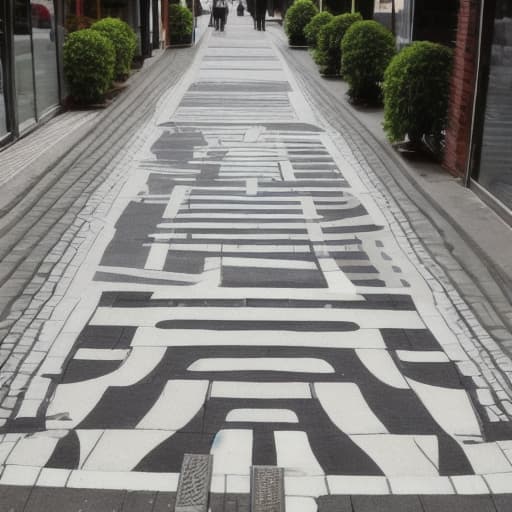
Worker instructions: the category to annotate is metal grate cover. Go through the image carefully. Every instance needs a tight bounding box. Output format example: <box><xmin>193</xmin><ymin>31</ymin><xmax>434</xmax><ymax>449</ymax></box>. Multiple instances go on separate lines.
<box><xmin>251</xmin><ymin>466</ymin><xmax>285</xmax><ymax>512</ymax></box>
<box><xmin>175</xmin><ymin>453</ymin><xmax>213</xmax><ymax>512</ymax></box>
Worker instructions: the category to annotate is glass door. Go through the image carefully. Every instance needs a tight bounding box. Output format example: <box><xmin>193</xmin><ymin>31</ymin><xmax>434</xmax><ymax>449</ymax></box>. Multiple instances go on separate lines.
<box><xmin>14</xmin><ymin>0</ymin><xmax>37</xmax><ymax>131</ymax></box>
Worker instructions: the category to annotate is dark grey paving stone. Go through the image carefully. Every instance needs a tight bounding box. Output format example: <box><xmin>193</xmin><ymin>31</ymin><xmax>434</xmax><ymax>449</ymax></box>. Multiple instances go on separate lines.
<box><xmin>0</xmin><ymin>485</ymin><xmax>32</xmax><ymax>512</ymax></box>
<box><xmin>317</xmin><ymin>495</ymin><xmax>352</xmax><ymax>512</ymax></box>
<box><xmin>152</xmin><ymin>492</ymin><xmax>176</xmax><ymax>512</ymax></box>
<box><xmin>224</xmin><ymin>494</ymin><xmax>250</xmax><ymax>512</ymax></box>
<box><xmin>121</xmin><ymin>491</ymin><xmax>156</xmax><ymax>512</ymax></box>
<box><xmin>421</xmin><ymin>495</ymin><xmax>497</xmax><ymax>512</ymax></box>
<box><xmin>23</xmin><ymin>487</ymin><xmax>125</xmax><ymax>512</ymax></box>
<box><xmin>493</xmin><ymin>494</ymin><xmax>512</xmax><ymax>512</ymax></box>
<box><xmin>352</xmin><ymin>495</ymin><xmax>423</xmax><ymax>512</ymax></box>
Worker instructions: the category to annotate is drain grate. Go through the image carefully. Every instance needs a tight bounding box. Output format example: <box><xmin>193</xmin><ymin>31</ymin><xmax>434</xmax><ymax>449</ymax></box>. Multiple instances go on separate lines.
<box><xmin>251</xmin><ymin>466</ymin><xmax>285</xmax><ymax>512</ymax></box>
<box><xmin>175</xmin><ymin>453</ymin><xmax>213</xmax><ymax>512</ymax></box>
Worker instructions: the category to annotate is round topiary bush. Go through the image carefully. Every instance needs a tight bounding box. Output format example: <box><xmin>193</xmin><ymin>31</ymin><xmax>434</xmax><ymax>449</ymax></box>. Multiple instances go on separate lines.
<box><xmin>382</xmin><ymin>41</ymin><xmax>453</xmax><ymax>147</ymax></box>
<box><xmin>304</xmin><ymin>11</ymin><xmax>333</xmax><ymax>48</ymax></box>
<box><xmin>284</xmin><ymin>0</ymin><xmax>318</xmax><ymax>46</ymax></box>
<box><xmin>168</xmin><ymin>4</ymin><xmax>193</xmax><ymax>45</ymax></box>
<box><xmin>91</xmin><ymin>17</ymin><xmax>137</xmax><ymax>80</ymax></box>
<box><xmin>63</xmin><ymin>28</ymin><xmax>115</xmax><ymax>104</ymax></box>
<box><xmin>315</xmin><ymin>12</ymin><xmax>361</xmax><ymax>76</ymax></box>
<box><xmin>341</xmin><ymin>20</ymin><xmax>395</xmax><ymax>104</ymax></box>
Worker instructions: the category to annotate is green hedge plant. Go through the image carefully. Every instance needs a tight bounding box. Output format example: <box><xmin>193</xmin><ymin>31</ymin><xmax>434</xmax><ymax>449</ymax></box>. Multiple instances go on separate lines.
<box><xmin>341</xmin><ymin>20</ymin><xmax>395</xmax><ymax>104</ymax></box>
<box><xmin>63</xmin><ymin>28</ymin><xmax>115</xmax><ymax>104</ymax></box>
<box><xmin>169</xmin><ymin>3</ymin><xmax>193</xmax><ymax>45</ymax></box>
<box><xmin>304</xmin><ymin>11</ymin><xmax>333</xmax><ymax>48</ymax></box>
<box><xmin>315</xmin><ymin>12</ymin><xmax>361</xmax><ymax>76</ymax></box>
<box><xmin>91</xmin><ymin>17</ymin><xmax>137</xmax><ymax>80</ymax></box>
<box><xmin>383</xmin><ymin>41</ymin><xmax>453</xmax><ymax>148</ymax></box>
<box><xmin>284</xmin><ymin>0</ymin><xmax>318</xmax><ymax>46</ymax></box>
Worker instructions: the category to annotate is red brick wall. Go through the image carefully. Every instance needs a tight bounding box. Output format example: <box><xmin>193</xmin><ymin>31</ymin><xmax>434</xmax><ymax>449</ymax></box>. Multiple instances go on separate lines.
<box><xmin>443</xmin><ymin>0</ymin><xmax>480</xmax><ymax>177</ymax></box>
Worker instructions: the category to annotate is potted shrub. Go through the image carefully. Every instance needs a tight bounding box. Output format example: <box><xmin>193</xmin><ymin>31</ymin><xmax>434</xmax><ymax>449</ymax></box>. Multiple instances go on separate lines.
<box><xmin>168</xmin><ymin>3</ymin><xmax>194</xmax><ymax>45</ymax></box>
<box><xmin>63</xmin><ymin>28</ymin><xmax>115</xmax><ymax>105</ymax></box>
<box><xmin>91</xmin><ymin>17</ymin><xmax>137</xmax><ymax>81</ymax></box>
<box><xmin>314</xmin><ymin>12</ymin><xmax>361</xmax><ymax>76</ymax></box>
<box><xmin>382</xmin><ymin>41</ymin><xmax>453</xmax><ymax>152</ymax></box>
<box><xmin>304</xmin><ymin>11</ymin><xmax>333</xmax><ymax>48</ymax></box>
<box><xmin>284</xmin><ymin>0</ymin><xmax>318</xmax><ymax>47</ymax></box>
<box><xmin>341</xmin><ymin>20</ymin><xmax>395</xmax><ymax>105</ymax></box>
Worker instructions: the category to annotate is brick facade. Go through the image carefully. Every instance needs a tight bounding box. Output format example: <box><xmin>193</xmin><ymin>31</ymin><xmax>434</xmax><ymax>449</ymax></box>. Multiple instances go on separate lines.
<box><xmin>443</xmin><ymin>0</ymin><xmax>480</xmax><ymax>177</ymax></box>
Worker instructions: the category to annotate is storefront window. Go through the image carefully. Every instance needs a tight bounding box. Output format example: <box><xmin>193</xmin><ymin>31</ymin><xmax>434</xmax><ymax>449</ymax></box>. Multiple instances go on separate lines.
<box><xmin>477</xmin><ymin>0</ymin><xmax>512</xmax><ymax>209</ymax></box>
<box><xmin>14</xmin><ymin>0</ymin><xmax>36</xmax><ymax>130</ymax></box>
<box><xmin>31</xmin><ymin>0</ymin><xmax>59</xmax><ymax>117</ymax></box>
<box><xmin>0</xmin><ymin>4</ymin><xmax>9</xmax><ymax>138</ymax></box>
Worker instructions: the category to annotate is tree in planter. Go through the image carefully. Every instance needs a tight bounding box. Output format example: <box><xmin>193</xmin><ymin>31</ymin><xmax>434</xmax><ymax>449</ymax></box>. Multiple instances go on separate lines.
<box><xmin>63</xmin><ymin>29</ymin><xmax>115</xmax><ymax>105</ymax></box>
<box><xmin>304</xmin><ymin>11</ymin><xmax>333</xmax><ymax>48</ymax></box>
<box><xmin>382</xmin><ymin>41</ymin><xmax>453</xmax><ymax>150</ymax></box>
<box><xmin>341</xmin><ymin>20</ymin><xmax>395</xmax><ymax>105</ymax></box>
<box><xmin>284</xmin><ymin>0</ymin><xmax>318</xmax><ymax>46</ymax></box>
<box><xmin>169</xmin><ymin>3</ymin><xmax>194</xmax><ymax>45</ymax></box>
<box><xmin>314</xmin><ymin>12</ymin><xmax>361</xmax><ymax>76</ymax></box>
<box><xmin>91</xmin><ymin>17</ymin><xmax>137</xmax><ymax>81</ymax></box>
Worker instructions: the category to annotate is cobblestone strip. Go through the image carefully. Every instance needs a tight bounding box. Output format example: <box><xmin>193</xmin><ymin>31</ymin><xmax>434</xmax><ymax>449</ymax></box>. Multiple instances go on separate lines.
<box><xmin>0</xmin><ymin>44</ymin><xmax>205</xmax><ymax>426</ymax></box>
<box><xmin>268</xmin><ymin>32</ymin><xmax>512</xmax><ymax>422</ymax></box>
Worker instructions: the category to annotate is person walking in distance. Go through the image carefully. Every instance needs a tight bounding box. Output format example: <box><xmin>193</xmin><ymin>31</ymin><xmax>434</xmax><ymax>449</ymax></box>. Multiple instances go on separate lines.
<box><xmin>255</xmin><ymin>0</ymin><xmax>267</xmax><ymax>31</ymax></box>
<box><xmin>213</xmin><ymin>0</ymin><xmax>228</xmax><ymax>31</ymax></box>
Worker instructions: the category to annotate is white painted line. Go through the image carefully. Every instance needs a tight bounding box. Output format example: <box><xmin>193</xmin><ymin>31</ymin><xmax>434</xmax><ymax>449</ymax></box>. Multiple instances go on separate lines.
<box><xmin>211</xmin><ymin>429</ymin><xmax>252</xmax><ymax>475</ymax></box>
<box><xmin>396</xmin><ymin>350</ymin><xmax>450</xmax><ymax>363</ymax></box>
<box><xmin>144</xmin><ymin>243</ymin><xmax>170</xmax><ymax>271</ymax></box>
<box><xmin>74</xmin><ymin>349</ymin><xmax>128</xmax><ymax>361</ymax></box>
<box><xmin>356</xmin><ymin>349</ymin><xmax>409</xmax><ymax>389</ymax></box>
<box><xmin>226</xmin><ymin>409</ymin><xmax>299</xmax><ymax>423</ymax></box>
<box><xmin>97</xmin><ymin>265</ymin><xmax>202</xmax><ymax>283</ymax></box>
<box><xmin>92</xmin><ymin>307</ymin><xmax>425</xmax><ymax>329</ymax></box>
<box><xmin>280</xmin><ymin>161</ymin><xmax>295</xmax><ymax>181</ymax></box>
<box><xmin>187</xmin><ymin>358</ymin><xmax>334</xmax><ymax>373</ymax></box>
<box><xmin>210</xmin><ymin>381</ymin><xmax>311</xmax><ymax>399</ymax></box>
<box><xmin>275</xmin><ymin>431</ymin><xmax>324</xmax><ymax>476</ymax></box>
<box><xmin>163</xmin><ymin>185</ymin><xmax>190</xmax><ymax>219</ymax></box>
<box><xmin>222</xmin><ymin>256</ymin><xmax>316</xmax><ymax>270</ymax></box>
<box><xmin>137</xmin><ymin>380</ymin><xmax>208</xmax><ymax>430</ymax></box>
<box><xmin>132</xmin><ymin>328</ymin><xmax>385</xmax><ymax>349</ymax></box>
<box><xmin>246</xmin><ymin>178</ymin><xmax>258</xmax><ymax>196</ymax></box>
<box><xmin>315</xmin><ymin>383</ymin><xmax>388</xmax><ymax>434</ymax></box>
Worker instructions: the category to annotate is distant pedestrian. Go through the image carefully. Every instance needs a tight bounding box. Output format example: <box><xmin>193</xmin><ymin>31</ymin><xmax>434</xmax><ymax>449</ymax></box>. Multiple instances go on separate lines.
<box><xmin>213</xmin><ymin>0</ymin><xmax>228</xmax><ymax>31</ymax></box>
<box><xmin>254</xmin><ymin>0</ymin><xmax>267</xmax><ymax>31</ymax></box>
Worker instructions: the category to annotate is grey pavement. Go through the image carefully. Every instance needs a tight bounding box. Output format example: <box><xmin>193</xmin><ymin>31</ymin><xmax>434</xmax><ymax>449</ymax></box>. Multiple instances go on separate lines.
<box><xmin>0</xmin><ymin>12</ymin><xmax>512</xmax><ymax>512</ymax></box>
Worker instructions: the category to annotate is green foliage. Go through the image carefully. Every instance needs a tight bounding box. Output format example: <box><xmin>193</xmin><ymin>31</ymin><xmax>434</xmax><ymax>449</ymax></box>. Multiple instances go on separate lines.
<box><xmin>284</xmin><ymin>0</ymin><xmax>318</xmax><ymax>46</ymax></box>
<box><xmin>91</xmin><ymin>17</ymin><xmax>137</xmax><ymax>80</ymax></box>
<box><xmin>341</xmin><ymin>20</ymin><xmax>395</xmax><ymax>104</ymax></box>
<box><xmin>382</xmin><ymin>41</ymin><xmax>453</xmax><ymax>145</ymax></box>
<box><xmin>63</xmin><ymin>29</ymin><xmax>115</xmax><ymax>104</ymax></box>
<box><xmin>315</xmin><ymin>12</ymin><xmax>361</xmax><ymax>76</ymax></box>
<box><xmin>304</xmin><ymin>11</ymin><xmax>333</xmax><ymax>48</ymax></box>
<box><xmin>168</xmin><ymin>4</ymin><xmax>193</xmax><ymax>45</ymax></box>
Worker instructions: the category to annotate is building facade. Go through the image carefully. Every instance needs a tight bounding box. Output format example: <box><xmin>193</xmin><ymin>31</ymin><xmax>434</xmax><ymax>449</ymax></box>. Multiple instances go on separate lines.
<box><xmin>444</xmin><ymin>0</ymin><xmax>512</xmax><ymax>217</ymax></box>
<box><xmin>0</xmin><ymin>0</ymin><xmax>159</xmax><ymax>148</ymax></box>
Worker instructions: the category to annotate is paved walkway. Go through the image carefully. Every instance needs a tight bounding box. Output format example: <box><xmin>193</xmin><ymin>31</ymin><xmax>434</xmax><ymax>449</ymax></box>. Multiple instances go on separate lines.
<box><xmin>1</xmin><ymin>13</ymin><xmax>512</xmax><ymax>512</ymax></box>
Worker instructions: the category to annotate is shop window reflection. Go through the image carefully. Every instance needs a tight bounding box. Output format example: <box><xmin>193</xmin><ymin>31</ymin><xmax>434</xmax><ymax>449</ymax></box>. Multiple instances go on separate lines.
<box><xmin>30</xmin><ymin>0</ymin><xmax>59</xmax><ymax>118</ymax></box>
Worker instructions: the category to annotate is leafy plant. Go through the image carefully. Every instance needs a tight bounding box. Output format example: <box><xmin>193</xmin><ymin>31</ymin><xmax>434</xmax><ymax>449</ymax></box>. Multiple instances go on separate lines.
<box><xmin>315</xmin><ymin>12</ymin><xmax>361</xmax><ymax>76</ymax></box>
<box><xmin>168</xmin><ymin>3</ymin><xmax>193</xmax><ymax>45</ymax></box>
<box><xmin>341</xmin><ymin>20</ymin><xmax>395</xmax><ymax>104</ymax></box>
<box><xmin>382</xmin><ymin>41</ymin><xmax>453</xmax><ymax>147</ymax></box>
<box><xmin>284</xmin><ymin>0</ymin><xmax>318</xmax><ymax>46</ymax></box>
<box><xmin>63</xmin><ymin>28</ymin><xmax>115</xmax><ymax>104</ymax></box>
<box><xmin>91</xmin><ymin>17</ymin><xmax>137</xmax><ymax>80</ymax></box>
<box><xmin>304</xmin><ymin>11</ymin><xmax>333</xmax><ymax>48</ymax></box>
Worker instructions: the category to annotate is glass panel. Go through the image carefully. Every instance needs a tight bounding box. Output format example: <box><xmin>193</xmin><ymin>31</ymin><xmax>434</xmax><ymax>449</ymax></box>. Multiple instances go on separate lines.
<box><xmin>0</xmin><ymin>4</ymin><xmax>9</xmax><ymax>138</ymax></box>
<box><xmin>31</xmin><ymin>0</ymin><xmax>59</xmax><ymax>117</ymax></box>
<box><xmin>477</xmin><ymin>0</ymin><xmax>512</xmax><ymax>209</ymax></box>
<box><xmin>14</xmin><ymin>0</ymin><xmax>36</xmax><ymax>129</ymax></box>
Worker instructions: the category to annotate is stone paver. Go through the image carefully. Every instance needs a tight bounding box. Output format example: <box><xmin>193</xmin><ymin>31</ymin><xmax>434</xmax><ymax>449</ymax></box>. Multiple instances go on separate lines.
<box><xmin>0</xmin><ymin>12</ymin><xmax>512</xmax><ymax>512</ymax></box>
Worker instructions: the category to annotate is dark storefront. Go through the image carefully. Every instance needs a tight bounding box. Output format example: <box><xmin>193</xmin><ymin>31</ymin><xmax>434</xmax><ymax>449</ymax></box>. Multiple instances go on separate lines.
<box><xmin>469</xmin><ymin>0</ymin><xmax>512</xmax><ymax>213</ymax></box>
<box><xmin>0</xmin><ymin>0</ymin><xmax>62</xmax><ymax>146</ymax></box>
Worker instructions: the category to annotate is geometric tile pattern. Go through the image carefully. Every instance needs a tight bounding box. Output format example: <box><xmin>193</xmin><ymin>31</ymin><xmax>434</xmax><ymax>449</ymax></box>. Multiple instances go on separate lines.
<box><xmin>2</xmin><ymin>15</ymin><xmax>512</xmax><ymax>498</ymax></box>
